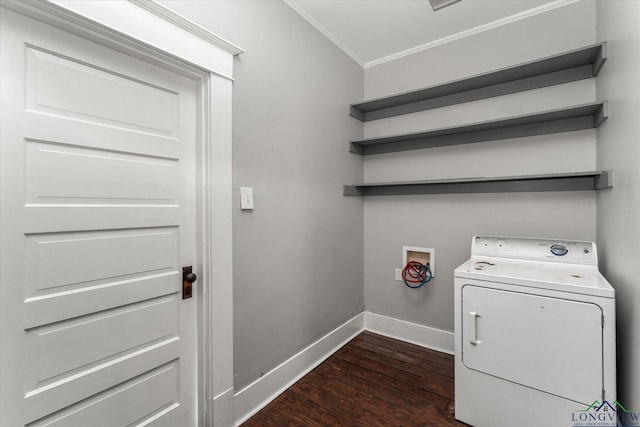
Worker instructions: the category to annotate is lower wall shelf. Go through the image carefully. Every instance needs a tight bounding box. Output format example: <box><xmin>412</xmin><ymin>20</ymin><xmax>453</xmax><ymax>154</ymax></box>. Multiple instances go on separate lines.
<box><xmin>343</xmin><ymin>171</ymin><xmax>612</xmax><ymax>196</ymax></box>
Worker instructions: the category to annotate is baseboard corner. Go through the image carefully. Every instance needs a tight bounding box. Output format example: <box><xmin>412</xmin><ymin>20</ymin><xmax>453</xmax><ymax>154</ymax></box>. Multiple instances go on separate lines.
<box><xmin>233</xmin><ymin>312</ymin><xmax>365</xmax><ymax>425</ymax></box>
<box><xmin>363</xmin><ymin>311</ymin><xmax>454</xmax><ymax>355</ymax></box>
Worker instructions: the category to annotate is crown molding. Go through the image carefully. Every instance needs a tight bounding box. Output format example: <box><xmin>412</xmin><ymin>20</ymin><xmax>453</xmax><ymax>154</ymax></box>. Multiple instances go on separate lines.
<box><xmin>284</xmin><ymin>0</ymin><xmax>365</xmax><ymax>67</ymax></box>
<box><xmin>129</xmin><ymin>0</ymin><xmax>244</xmax><ymax>56</ymax></box>
<box><xmin>364</xmin><ymin>0</ymin><xmax>580</xmax><ymax>68</ymax></box>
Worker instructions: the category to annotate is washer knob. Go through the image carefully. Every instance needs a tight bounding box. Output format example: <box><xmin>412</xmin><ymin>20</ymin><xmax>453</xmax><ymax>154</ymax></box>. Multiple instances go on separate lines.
<box><xmin>550</xmin><ymin>243</ymin><xmax>569</xmax><ymax>256</ymax></box>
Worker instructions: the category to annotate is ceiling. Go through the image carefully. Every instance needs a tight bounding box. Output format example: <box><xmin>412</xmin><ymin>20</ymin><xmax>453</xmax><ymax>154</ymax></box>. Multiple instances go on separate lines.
<box><xmin>285</xmin><ymin>0</ymin><xmax>569</xmax><ymax>68</ymax></box>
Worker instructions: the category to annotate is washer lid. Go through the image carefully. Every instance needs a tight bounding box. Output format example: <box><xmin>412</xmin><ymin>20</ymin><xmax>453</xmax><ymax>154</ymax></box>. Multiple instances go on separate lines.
<box><xmin>455</xmin><ymin>257</ymin><xmax>614</xmax><ymax>298</ymax></box>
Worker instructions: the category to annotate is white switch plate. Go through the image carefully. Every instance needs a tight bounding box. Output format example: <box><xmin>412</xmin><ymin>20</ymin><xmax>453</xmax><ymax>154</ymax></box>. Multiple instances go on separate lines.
<box><xmin>240</xmin><ymin>187</ymin><xmax>254</xmax><ymax>210</ymax></box>
<box><xmin>395</xmin><ymin>268</ymin><xmax>402</xmax><ymax>281</ymax></box>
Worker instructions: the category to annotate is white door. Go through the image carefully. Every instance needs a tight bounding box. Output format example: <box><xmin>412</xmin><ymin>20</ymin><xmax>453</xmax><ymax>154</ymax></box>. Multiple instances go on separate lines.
<box><xmin>1</xmin><ymin>9</ymin><xmax>198</xmax><ymax>426</ymax></box>
<box><xmin>462</xmin><ymin>285</ymin><xmax>603</xmax><ymax>405</ymax></box>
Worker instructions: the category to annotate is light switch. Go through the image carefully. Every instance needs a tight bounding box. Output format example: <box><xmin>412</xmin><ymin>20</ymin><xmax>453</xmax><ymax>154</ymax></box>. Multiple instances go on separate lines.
<box><xmin>240</xmin><ymin>187</ymin><xmax>254</xmax><ymax>210</ymax></box>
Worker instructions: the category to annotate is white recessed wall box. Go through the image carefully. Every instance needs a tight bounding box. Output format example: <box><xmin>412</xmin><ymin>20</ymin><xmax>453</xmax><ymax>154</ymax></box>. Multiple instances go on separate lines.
<box><xmin>402</xmin><ymin>246</ymin><xmax>435</xmax><ymax>277</ymax></box>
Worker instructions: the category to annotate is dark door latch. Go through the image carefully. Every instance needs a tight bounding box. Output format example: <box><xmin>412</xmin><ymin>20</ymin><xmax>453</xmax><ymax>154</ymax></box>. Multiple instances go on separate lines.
<box><xmin>182</xmin><ymin>266</ymin><xmax>196</xmax><ymax>299</ymax></box>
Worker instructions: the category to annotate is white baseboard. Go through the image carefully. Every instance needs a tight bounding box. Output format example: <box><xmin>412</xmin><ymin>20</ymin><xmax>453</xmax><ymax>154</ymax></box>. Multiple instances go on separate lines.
<box><xmin>364</xmin><ymin>311</ymin><xmax>454</xmax><ymax>355</ymax></box>
<box><xmin>233</xmin><ymin>312</ymin><xmax>365</xmax><ymax>426</ymax></box>
<box><xmin>232</xmin><ymin>311</ymin><xmax>453</xmax><ymax>426</ymax></box>
<box><xmin>213</xmin><ymin>387</ymin><xmax>234</xmax><ymax>427</ymax></box>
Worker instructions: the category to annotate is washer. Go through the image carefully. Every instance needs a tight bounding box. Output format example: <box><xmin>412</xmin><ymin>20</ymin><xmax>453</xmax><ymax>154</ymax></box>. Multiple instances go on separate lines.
<box><xmin>454</xmin><ymin>236</ymin><xmax>616</xmax><ymax>427</ymax></box>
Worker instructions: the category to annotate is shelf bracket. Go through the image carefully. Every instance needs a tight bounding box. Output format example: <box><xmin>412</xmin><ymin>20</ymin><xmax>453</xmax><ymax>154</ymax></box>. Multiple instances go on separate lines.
<box><xmin>594</xmin><ymin>170</ymin><xmax>613</xmax><ymax>190</ymax></box>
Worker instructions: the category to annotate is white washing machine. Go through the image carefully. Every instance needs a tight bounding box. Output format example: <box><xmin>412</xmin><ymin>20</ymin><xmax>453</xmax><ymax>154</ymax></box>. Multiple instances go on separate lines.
<box><xmin>454</xmin><ymin>236</ymin><xmax>616</xmax><ymax>427</ymax></box>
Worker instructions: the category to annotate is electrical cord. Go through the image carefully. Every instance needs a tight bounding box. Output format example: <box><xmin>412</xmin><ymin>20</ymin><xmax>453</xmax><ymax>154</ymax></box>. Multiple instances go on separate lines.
<box><xmin>402</xmin><ymin>260</ymin><xmax>432</xmax><ymax>288</ymax></box>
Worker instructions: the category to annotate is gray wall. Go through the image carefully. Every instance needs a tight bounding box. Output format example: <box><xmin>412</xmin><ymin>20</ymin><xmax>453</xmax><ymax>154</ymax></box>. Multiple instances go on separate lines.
<box><xmin>596</xmin><ymin>0</ymin><xmax>640</xmax><ymax>408</ymax></box>
<box><xmin>159</xmin><ymin>0</ymin><xmax>364</xmax><ymax>391</ymax></box>
<box><xmin>156</xmin><ymin>0</ymin><xmax>640</xmax><ymax>409</ymax></box>
<box><xmin>362</xmin><ymin>1</ymin><xmax>598</xmax><ymax>332</ymax></box>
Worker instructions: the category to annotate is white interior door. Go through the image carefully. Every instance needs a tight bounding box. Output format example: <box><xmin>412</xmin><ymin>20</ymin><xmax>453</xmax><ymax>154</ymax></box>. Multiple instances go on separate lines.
<box><xmin>1</xmin><ymin>9</ymin><xmax>198</xmax><ymax>426</ymax></box>
<box><xmin>462</xmin><ymin>285</ymin><xmax>603</xmax><ymax>405</ymax></box>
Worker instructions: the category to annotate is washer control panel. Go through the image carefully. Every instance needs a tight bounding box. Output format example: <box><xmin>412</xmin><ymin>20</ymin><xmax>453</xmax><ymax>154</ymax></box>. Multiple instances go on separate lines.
<box><xmin>472</xmin><ymin>236</ymin><xmax>597</xmax><ymax>265</ymax></box>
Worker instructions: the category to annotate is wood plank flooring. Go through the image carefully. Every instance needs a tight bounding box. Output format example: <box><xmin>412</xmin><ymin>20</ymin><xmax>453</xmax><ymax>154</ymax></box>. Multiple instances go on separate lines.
<box><xmin>241</xmin><ymin>331</ymin><xmax>468</xmax><ymax>426</ymax></box>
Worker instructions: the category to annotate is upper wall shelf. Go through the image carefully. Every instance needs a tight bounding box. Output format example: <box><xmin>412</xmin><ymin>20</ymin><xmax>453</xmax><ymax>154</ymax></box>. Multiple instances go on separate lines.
<box><xmin>350</xmin><ymin>43</ymin><xmax>606</xmax><ymax>122</ymax></box>
<box><xmin>350</xmin><ymin>102</ymin><xmax>607</xmax><ymax>155</ymax></box>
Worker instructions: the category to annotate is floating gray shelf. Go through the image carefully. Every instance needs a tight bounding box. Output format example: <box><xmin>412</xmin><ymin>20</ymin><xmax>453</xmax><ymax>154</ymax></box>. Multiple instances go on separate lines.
<box><xmin>350</xmin><ymin>102</ymin><xmax>607</xmax><ymax>155</ymax></box>
<box><xmin>350</xmin><ymin>43</ymin><xmax>606</xmax><ymax>122</ymax></box>
<box><xmin>343</xmin><ymin>171</ymin><xmax>612</xmax><ymax>196</ymax></box>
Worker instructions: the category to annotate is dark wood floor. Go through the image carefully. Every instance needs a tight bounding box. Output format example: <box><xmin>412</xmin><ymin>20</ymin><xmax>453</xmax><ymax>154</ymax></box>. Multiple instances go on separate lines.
<box><xmin>242</xmin><ymin>331</ymin><xmax>468</xmax><ymax>426</ymax></box>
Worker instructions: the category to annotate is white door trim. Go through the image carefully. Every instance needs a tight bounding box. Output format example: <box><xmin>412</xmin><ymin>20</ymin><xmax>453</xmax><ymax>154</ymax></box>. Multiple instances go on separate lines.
<box><xmin>0</xmin><ymin>2</ymin><xmax>236</xmax><ymax>426</ymax></box>
<box><xmin>2</xmin><ymin>0</ymin><xmax>240</xmax><ymax>79</ymax></box>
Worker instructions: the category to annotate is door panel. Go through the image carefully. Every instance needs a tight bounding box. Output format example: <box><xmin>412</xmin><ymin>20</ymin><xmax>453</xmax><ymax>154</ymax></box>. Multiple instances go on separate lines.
<box><xmin>25</xmin><ymin>141</ymin><xmax>179</xmax><ymax>204</ymax></box>
<box><xmin>25</xmin><ymin>228</ymin><xmax>178</xmax><ymax>294</ymax></box>
<box><xmin>25</xmin><ymin>45</ymin><xmax>179</xmax><ymax>136</ymax></box>
<box><xmin>1</xmin><ymin>9</ymin><xmax>197</xmax><ymax>426</ymax></box>
<box><xmin>462</xmin><ymin>285</ymin><xmax>603</xmax><ymax>404</ymax></box>
<box><xmin>26</xmin><ymin>295</ymin><xmax>178</xmax><ymax>383</ymax></box>
<box><xmin>24</xmin><ymin>340</ymin><xmax>180</xmax><ymax>424</ymax></box>
<box><xmin>27</xmin><ymin>362</ymin><xmax>181</xmax><ymax>427</ymax></box>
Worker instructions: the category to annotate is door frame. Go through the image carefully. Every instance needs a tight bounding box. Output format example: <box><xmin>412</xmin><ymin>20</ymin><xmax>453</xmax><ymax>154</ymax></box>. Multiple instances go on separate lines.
<box><xmin>0</xmin><ymin>1</ymin><xmax>239</xmax><ymax>425</ymax></box>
